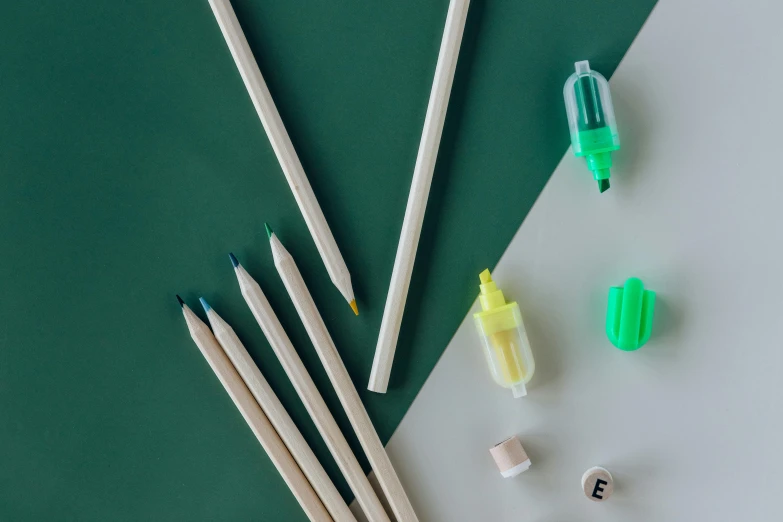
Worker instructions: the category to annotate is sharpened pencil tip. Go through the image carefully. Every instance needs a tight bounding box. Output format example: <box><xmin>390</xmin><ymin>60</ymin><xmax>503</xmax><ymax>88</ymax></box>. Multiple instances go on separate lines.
<box><xmin>264</xmin><ymin>223</ymin><xmax>273</xmax><ymax>239</ymax></box>
<box><xmin>228</xmin><ymin>252</ymin><xmax>239</xmax><ymax>268</ymax></box>
<box><xmin>199</xmin><ymin>297</ymin><xmax>211</xmax><ymax>313</ymax></box>
<box><xmin>176</xmin><ymin>295</ymin><xmax>185</xmax><ymax>308</ymax></box>
<box><xmin>350</xmin><ymin>299</ymin><xmax>359</xmax><ymax>316</ymax></box>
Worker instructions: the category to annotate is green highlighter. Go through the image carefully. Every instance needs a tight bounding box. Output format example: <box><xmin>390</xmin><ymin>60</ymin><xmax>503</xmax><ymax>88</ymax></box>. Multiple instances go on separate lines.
<box><xmin>606</xmin><ymin>277</ymin><xmax>655</xmax><ymax>351</ymax></box>
<box><xmin>564</xmin><ymin>60</ymin><xmax>620</xmax><ymax>193</ymax></box>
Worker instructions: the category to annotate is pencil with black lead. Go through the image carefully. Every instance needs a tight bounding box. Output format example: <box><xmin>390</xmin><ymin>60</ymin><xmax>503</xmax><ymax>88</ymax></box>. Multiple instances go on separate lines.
<box><xmin>176</xmin><ymin>296</ymin><xmax>331</xmax><ymax>522</ymax></box>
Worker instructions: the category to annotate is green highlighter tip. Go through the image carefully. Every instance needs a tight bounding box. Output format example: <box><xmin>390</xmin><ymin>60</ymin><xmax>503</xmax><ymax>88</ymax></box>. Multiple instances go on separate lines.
<box><xmin>598</xmin><ymin>179</ymin><xmax>610</xmax><ymax>193</ymax></box>
<box><xmin>264</xmin><ymin>223</ymin><xmax>273</xmax><ymax>239</ymax></box>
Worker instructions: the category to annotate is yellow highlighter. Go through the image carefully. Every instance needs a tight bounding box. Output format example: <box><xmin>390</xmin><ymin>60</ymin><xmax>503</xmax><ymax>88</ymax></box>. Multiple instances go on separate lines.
<box><xmin>473</xmin><ymin>269</ymin><xmax>535</xmax><ymax>398</ymax></box>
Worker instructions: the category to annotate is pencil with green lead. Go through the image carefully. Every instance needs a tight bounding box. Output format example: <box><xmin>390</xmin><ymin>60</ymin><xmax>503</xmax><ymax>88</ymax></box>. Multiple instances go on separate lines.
<box><xmin>266</xmin><ymin>225</ymin><xmax>419</xmax><ymax>522</ymax></box>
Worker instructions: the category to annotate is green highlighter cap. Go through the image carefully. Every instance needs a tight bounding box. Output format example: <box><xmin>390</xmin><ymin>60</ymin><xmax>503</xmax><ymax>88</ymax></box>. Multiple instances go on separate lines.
<box><xmin>563</xmin><ymin>60</ymin><xmax>620</xmax><ymax>193</ymax></box>
<box><xmin>606</xmin><ymin>277</ymin><xmax>655</xmax><ymax>351</ymax></box>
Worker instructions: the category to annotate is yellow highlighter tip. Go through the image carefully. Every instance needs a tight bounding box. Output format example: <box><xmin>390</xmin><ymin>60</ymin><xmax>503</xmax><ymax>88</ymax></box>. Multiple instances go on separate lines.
<box><xmin>479</xmin><ymin>268</ymin><xmax>492</xmax><ymax>284</ymax></box>
<box><xmin>349</xmin><ymin>300</ymin><xmax>359</xmax><ymax>316</ymax></box>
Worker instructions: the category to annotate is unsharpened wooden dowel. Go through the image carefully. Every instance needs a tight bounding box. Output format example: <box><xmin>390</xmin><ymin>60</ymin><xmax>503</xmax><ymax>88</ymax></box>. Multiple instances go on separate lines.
<box><xmin>267</xmin><ymin>230</ymin><xmax>419</xmax><ymax>522</ymax></box>
<box><xmin>206</xmin><ymin>0</ymin><xmax>357</xmax><ymax>314</ymax></box>
<box><xmin>369</xmin><ymin>0</ymin><xmax>471</xmax><ymax>394</ymax></box>
<box><xmin>229</xmin><ymin>254</ymin><xmax>389</xmax><ymax>522</ymax></box>
<box><xmin>199</xmin><ymin>298</ymin><xmax>356</xmax><ymax>522</ymax></box>
<box><xmin>177</xmin><ymin>298</ymin><xmax>331</xmax><ymax>522</ymax></box>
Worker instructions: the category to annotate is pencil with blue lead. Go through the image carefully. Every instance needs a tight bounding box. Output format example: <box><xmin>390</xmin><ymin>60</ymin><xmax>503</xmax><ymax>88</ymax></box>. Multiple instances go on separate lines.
<box><xmin>198</xmin><ymin>297</ymin><xmax>356</xmax><ymax>522</ymax></box>
<box><xmin>228</xmin><ymin>253</ymin><xmax>389</xmax><ymax>522</ymax></box>
<box><xmin>176</xmin><ymin>296</ymin><xmax>331</xmax><ymax>522</ymax></box>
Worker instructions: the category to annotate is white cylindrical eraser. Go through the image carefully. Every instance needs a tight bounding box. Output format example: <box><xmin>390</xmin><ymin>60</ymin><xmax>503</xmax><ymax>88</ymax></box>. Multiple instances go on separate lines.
<box><xmin>489</xmin><ymin>436</ymin><xmax>530</xmax><ymax>478</ymax></box>
<box><xmin>501</xmin><ymin>460</ymin><xmax>531</xmax><ymax>478</ymax></box>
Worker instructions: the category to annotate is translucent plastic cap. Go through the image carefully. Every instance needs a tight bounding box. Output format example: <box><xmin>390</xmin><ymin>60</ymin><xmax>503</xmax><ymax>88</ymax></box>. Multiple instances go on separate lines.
<box><xmin>563</xmin><ymin>60</ymin><xmax>620</xmax><ymax>154</ymax></box>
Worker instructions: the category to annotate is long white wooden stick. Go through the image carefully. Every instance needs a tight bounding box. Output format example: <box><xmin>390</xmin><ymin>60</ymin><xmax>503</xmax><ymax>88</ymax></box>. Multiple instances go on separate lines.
<box><xmin>207</xmin><ymin>0</ymin><xmax>356</xmax><ymax>313</ymax></box>
<box><xmin>178</xmin><ymin>301</ymin><xmax>331</xmax><ymax>522</ymax></box>
<box><xmin>200</xmin><ymin>299</ymin><xmax>356</xmax><ymax>522</ymax></box>
<box><xmin>229</xmin><ymin>255</ymin><xmax>389</xmax><ymax>522</ymax></box>
<box><xmin>269</xmin><ymin>233</ymin><xmax>419</xmax><ymax>522</ymax></box>
<box><xmin>369</xmin><ymin>0</ymin><xmax>471</xmax><ymax>393</ymax></box>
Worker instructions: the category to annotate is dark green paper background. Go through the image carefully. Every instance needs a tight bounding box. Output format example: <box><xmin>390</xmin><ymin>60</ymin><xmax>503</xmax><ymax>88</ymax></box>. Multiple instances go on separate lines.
<box><xmin>0</xmin><ymin>1</ymin><xmax>656</xmax><ymax>519</ymax></box>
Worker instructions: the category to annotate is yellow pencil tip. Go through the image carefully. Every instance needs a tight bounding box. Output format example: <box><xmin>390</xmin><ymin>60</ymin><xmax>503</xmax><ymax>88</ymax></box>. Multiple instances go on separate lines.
<box><xmin>349</xmin><ymin>300</ymin><xmax>359</xmax><ymax>316</ymax></box>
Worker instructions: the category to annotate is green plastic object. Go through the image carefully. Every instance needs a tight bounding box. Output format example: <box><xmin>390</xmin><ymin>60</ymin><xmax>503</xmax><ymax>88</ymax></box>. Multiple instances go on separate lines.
<box><xmin>563</xmin><ymin>60</ymin><xmax>621</xmax><ymax>193</ymax></box>
<box><xmin>606</xmin><ymin>277</ymin><xmax>655</xmax><ymax>351</ymax></box>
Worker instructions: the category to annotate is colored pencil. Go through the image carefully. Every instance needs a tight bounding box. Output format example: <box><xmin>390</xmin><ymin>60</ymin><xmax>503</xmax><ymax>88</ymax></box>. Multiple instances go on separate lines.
<box><xmin>266</xmin><ymin>227</ymin><xmax>419</xmax><ymax>522</ymax></box>
<box><xmin>369</xmin><ymin>0</ymin><xmax>471</xmax><ymax>393</ymax></box>
<box><xmin>206</xmin><ymin>0</ymin><xmax>356</xmax><ymax>314</ymax></box>
<box><xmin>228</xmin><ymin>254</ymin><xmax>389</xmax><ymax>522</ymax></box>
<box><xmin>199</xmin><ymin>298</ymin><xmax>356</xmax><ymax>522</ymax></box>
<box><xmin>177</xmin><ymin>297</ymin><xmax>331</xmax><ymax>522</ymax></box>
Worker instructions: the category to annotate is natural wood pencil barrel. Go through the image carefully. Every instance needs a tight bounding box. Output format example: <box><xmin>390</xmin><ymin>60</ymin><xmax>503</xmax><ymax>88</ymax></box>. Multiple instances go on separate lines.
<box><xmin>269</xmin><ymin>234</ymin><xmax>419</xmax><ymax>522</ymax></box>
<box><xmin>231</xmin><ymin>260</ymin><xmax>389</xmax><ymax>522</ymax></box>
<box><xmin>203</xmin><ymin>303</ymin><xmax>356</xmax><ymax>522</ymax></box>
<box><xmin>179</xmin><ymin>303</ymin><xmax>331</xmax><ymax>522</ymax></box>
<box><xmin>369</xmin><ymin>0</ymin><xmax>471</xmax><ymax>393</ymax></box>
<box><xmin>207</xmin><ymin>0</ymin><xmax>355</xmax><ymax>310</ymax></box>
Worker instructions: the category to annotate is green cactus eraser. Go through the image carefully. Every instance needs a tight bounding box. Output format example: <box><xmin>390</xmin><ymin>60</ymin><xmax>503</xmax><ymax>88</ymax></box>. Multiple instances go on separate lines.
<box><xmin>606</xmin><ymin>277</ymin><xmax>655</xmax><ymax>351</ymax></box>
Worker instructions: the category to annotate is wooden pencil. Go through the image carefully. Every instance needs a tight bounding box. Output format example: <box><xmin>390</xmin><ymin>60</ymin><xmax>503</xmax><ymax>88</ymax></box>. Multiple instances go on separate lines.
<box><xmin>199</xmin><ymin>298</ymin><xmax>356</xmax><ymax>522</ymax></box>
<box><xmin>266</xmin><ymin>227</ymin><xmax>419</xmax><ymax>522</ymax></box>
<box><xmin>369</xmin><ymin>0</ymin><xmax>471</xmax><ymax>393</ymax></box>
<box><xmin>177</xmin><ymin>297</ymin><xmax>331</xmax><ymax>522</ymax></box>
<box><xmin>228</xmin><ymin>254</ymin><xmax>389</xmax><ymax>522</ymax></box>
<box><xmin>206</xmin><ymin>0</ymin><xmax>357</xmax><ymax>314</ymax></box>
